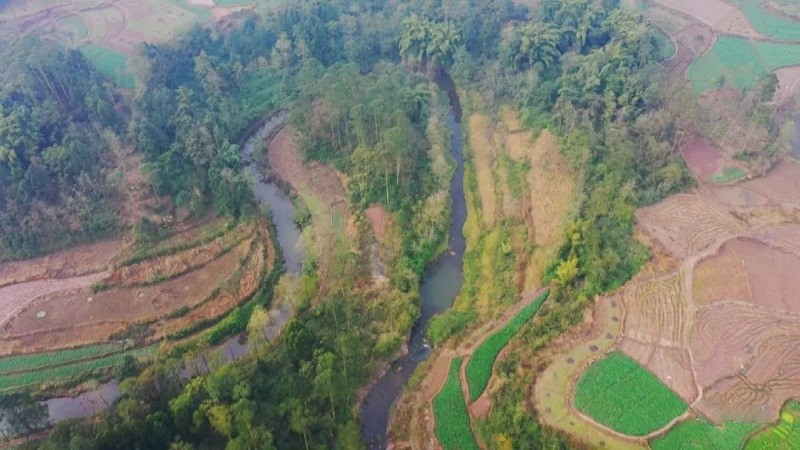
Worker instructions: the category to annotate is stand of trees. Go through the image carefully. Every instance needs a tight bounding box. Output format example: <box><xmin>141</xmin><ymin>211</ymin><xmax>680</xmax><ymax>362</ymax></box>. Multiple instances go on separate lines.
<box><xmin>0</xmin><ymin>38</ymin><xmax>122</xmax><ymax>260</ymax></box>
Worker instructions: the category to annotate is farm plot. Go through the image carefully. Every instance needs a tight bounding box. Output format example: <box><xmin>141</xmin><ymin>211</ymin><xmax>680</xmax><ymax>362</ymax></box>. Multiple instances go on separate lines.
<box><xmin>0</xmin><ymin>346</ymin><xmax>154</xmax><ymax>392</ymax></box>
<box><xmin>466</xmin><ymin>114</ymin><xmax>498</xmax><ymax>227</ymax></box>
<box><xmin>0</xmin><ymin>343</ymin><xmax>122</xmax><ymax>374</ymax></box>
<box><xmin>651</xmin><ymin>419</ymin><xmax>759</xmax><ymax>450</ymax></box>
<box><xmin>688</xmin><ymin>37</ymin><xmax>800</xmax><ymax>94</ymax></box>
<box><xmin>746</xmin><ymin>401</ymin><xmax>800</xmax><ymax>449</ymax></box>
<box><xmin>731</xmin><ymin>0</ymin><xmax>800</xmax><ymax>42</ymax></box>
<box><xmin>433</xmin><ymin>357</ymin><xmax>478</xmax><ymax>450</ymax></box>
<box><xmin>653</xmin><ymin>0</ymin><xmax>762</xmax><ymax>39</ymax></box>
<box><xmin>573</xmin><ymin>351</ymin><xmax>688</xmax><ymax>436</ymax></box>
<box><xmin>465</xmin><ymin>289</ymin><xmax>548</xmax><ymax>401</ymax></box>
<box><xmin>80</xmin><ymin>44</ymin><xmax>135</xmax><ymax>89</ymax></box>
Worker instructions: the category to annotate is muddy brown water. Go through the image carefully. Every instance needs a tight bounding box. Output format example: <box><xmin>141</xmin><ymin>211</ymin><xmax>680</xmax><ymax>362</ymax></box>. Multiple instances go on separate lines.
<box><xmin>359</xmin><ymin>71</ymin><xmax>466</xmax><ymax>449</ymax></box>
<box><xmin>41</xmin><ymin>112</ymin><xmax>303</xmax><ymax>427</ymax></box>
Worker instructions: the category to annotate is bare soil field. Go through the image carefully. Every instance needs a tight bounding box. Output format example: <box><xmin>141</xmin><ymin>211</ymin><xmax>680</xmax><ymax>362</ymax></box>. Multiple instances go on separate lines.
<box><xmin>364</xmin><ymin>204</ymin><xmax>390</xmax><ymax>242</ymax></box>
<box><xmin>0</xmin><ymin>239</ymin><xmax>123</xmax><ymax>287</ymax></box>
<box><xmin>681</xmin><ymin>136</ymin><xmax>725</xmax><ymax>181</ymax></box>
<box><xmin>535</xmin><ymin>157</ymin><xmax>800</xmax><ymax>444</ymax></box>
<box><xmin>653</xmin><ymin>0</ymin><xmax>763</xmax><ymax>39</ymax></box>
<box><xmin>0</xmin><ymin>238</ymin><xmax>252</xmax><ymax>354</ymax></box>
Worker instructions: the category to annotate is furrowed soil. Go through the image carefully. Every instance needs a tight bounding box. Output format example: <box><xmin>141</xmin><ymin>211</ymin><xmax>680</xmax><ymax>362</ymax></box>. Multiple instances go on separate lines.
<box><xmin>535</xmin><ymin>143</ymin><xmax>800</xmax><ymax>445</ymax></box>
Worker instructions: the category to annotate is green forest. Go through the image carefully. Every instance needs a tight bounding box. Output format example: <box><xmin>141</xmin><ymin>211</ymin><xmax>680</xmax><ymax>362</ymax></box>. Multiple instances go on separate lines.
<box><xmin>1</xmin><ymin>0</ymin><xmax>697</xmax><ymax>448</ymax></box>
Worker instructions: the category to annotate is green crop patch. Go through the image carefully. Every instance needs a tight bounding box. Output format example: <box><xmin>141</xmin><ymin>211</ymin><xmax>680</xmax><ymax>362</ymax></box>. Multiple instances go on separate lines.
<box><xmin>80</xmin><ymin>44</ymin><xmax>136</xmax><ymax>89</ymax></box>
<box><xmin>688</xmin><ymin>37</ymin><xmax>800</xmax><ymax>94</ymax></box>
<box><xmin>573</xmin><ymin>351</ymin><xmax>687</xmax><ymax>436</ymax></box>
<box><xmin>0</xmin><ymin>346</ymin><xmax>154</xmax><ymax>392</ymax></box>
<box><xmin>746</xmin><ymin>401</ymin><xmax>800</xmax><ymax>449</ymax></box>
<box><xmin>651</xmin><ymin>419</ymin><xmax>759</xmax><ymax>450</ymax></box>
<box><xmin>466</xmin><ymin>290</ymin><xmax>549</xmax><ymax>401</ymax></box>
<box><xmin>708</xmin><ymin>167</ymin><xmax>747</xmax><ymax>184</ymax></box>
<box><xmin>433</xmin><ymin>357</ymin><xmax>478</xmax><ymax>450</ymax></box>
<box><xmin>732</xmin><ymin>0</ymin><xmax>800</xmax><ymax>42</ymax></box>
<box><xmin>0</xmin><ymin>344</ymin><xmax>123</xmax><ymax>374</ymax></box>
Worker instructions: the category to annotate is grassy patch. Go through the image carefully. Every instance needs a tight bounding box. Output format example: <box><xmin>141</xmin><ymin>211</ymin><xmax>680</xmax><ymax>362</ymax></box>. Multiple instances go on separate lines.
<box><xmin>433</xmin><ymin>357</ymin><xmax>478</xmax><ymax>450</ymax></box>
<box><xmin>732</xmin><ymin>0</ymin><xmax>800</xmax><ymax>42</ymax></box>
<box><xmin>708</xmin><ymin>167</ymin><xmax>747</xmax><ymax>183</ymax></box>
<box><xmin>80</xmin><ymin>44</ymin><xmax>136</xmax><ymax>88</ymax></box>
<box><xmin>651</xmin><ymin>419</ymin><xmax>759</xmax><ymax>450</ymax></box>
<box><xmin>59</xmin><ymin>15</ymin><xmax>89</xmax><ymax>41</ymax></box>
<box><xmin>500</xmin><ymin>154</ymin><xmax>529</xmax><ymax>199</ymax></box>
<box><xmin>573</xmin><ymin>351</ymin><xmax>687</xmax><ymax>436</ymax></box>
<box><xmin>214</xmin><ymin>0</ymin><xmax>253</xmax><ymax>5</ymax></box>
<box><xmin>688</xmin><ymin>36</ymin><xmax>800</xmax><ymax>93</ymax></box>
<box><xmin>0</xmin><ymin>346</ymin><xmax>154</xmax><ymax>392</ymax></box>
<box><xmin>465</xmin><ymin>289</ymin><xmax>549</xmax><ymax>401</ymax></box>
<box><xmin>0</xmin><ymin>344</ymin><xmax>122</xmax><ymax>374</ymax></box>
<box><xmin>746</xmin><ymin>401</ymin><xmax>800</xmax><ymax>450</ymax></box>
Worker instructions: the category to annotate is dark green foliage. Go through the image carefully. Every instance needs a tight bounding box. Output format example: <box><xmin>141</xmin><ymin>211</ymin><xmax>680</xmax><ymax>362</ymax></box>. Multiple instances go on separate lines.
<box><xmin>115</xmin><ymin>355</ymin><xmax>139</xmax><ymax>381</ymax></box>
<box><xmin>0</xmin><ymin>37</ymin><xmax>122</xmax><ymax>260</ymax></box>
<box><xmin>0</xmin><ymin>393</ymin><xmax>48</xmax><ymax>436</ymax></box>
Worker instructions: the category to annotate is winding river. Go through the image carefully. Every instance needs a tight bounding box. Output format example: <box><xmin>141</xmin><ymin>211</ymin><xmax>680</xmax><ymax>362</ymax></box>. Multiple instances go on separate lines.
<box><xmin>41</xmin><ymin>113</ymin><xmax>302</xmax><ymax>426</ymax></box>
<box><xmin>359</xmin><ymin>72</ymin><xmax>467</xmax><ymax>449</ymax></box>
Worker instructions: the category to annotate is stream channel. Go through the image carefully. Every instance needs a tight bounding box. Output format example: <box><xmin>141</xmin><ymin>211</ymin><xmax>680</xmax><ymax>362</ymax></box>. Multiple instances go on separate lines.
<box><xmin>359</xmin><ymin>72</ymin><xmax>467</xmax><ymax>449</ymax></box>
<box><xmin>41</xmin><ymin>112</ymin><xmax>303</xmax><ymax>425</ymax></box>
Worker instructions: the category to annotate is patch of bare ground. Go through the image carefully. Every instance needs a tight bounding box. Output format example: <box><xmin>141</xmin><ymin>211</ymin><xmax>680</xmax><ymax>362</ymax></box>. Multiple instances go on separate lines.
<box><xmin>364</xmin><ymin>204</ymin><xmax>390</xmax><ymax>242</ymax></box>
<box><xmin>681</xmin><ymin>136</ymin><xmax>725</xmax><ymax>181</ymax></box>
<box><xmin>0</xmin><ymin>239</ymin><xmax>124</xmax><ymax>287</ymax></box>
<box><xmin>109</xmin><ymin>222</ymin><xmax>254</xmax><ymax>287</ymax></box>
<box><xmin>0</xmin><ymin>238</ymin><xmax>253</xmax><ymax>355</ymax></box>
<box><xmin>692</xmin><ymin>303</ymin><xmax>800</xmax><ymax>422</ymax></box>
<box><xmin>737</xmin><ymin>159</ymin><xmax>800</xmax><ymax>208</ymax></box>
<box><xmin>773</xmin><ymin>66</ymin><xmax>800</xmax><ymax>103</ymax></box>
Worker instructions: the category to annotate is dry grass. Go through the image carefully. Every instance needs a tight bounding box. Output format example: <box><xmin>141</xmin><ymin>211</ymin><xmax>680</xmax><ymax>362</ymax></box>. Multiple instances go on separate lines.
<box><xmin>467</xmin><ymin>114</ymin><xmax>499</xmax><ymax>228</ymax></box>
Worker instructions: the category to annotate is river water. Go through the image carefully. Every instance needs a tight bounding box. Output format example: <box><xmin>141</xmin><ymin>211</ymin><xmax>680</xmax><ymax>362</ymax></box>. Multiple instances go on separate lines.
<box><xmin>42</xmin><ymin>113</ymin><xmax>302</xmax><ymax>426</ymax></box>
<box><xmin>359</xmin><ymin>72</ymin><xmax>466</xmax><ymax>449</ymax></box>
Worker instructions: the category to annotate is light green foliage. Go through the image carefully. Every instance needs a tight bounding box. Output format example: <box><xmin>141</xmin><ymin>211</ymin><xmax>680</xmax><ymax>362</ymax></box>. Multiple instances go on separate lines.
<box><xmin>500</xmin><ymin>154</ymin><xmax>529</xmax><ymax>198</ymax></box>
<box><xmin>213</xmin><ymin>0</ymin><xmax>253</xmax><ymax>6</ymax></box>
<box><xmin>0</xmin><ymin>347</ymin><xmax>154</xmax><ymax>392</ymax></box>
<box><xmin>688</xmin><ymin>37</ymin><xmax>800</xmax><ymax>93</ymax></box>
<box><xmin>708</xmin><ymin>167</ymin><xmax>747</xmax><ymax>183</ymax></box>
<box><xmin>80</xmin><ymin>44</ymin><xmax>136</xmax><ymax>88</ymax></box>
<box><xmin>574</xmin><ymin>351</ymin><xmax>687</xmax><ymax>436</ymax></box>
<box><xmin>746</xmin><ymin>401</ymin><xmax>800</xmax><ymax>450</ymax></box>
<box><xmin>731</xmin><ymin>0</ymin><xmax>800</xmax><ymax>41</ymax></box>
<box><xmin>0</xmin><ymin>344</ymin><xmax>122</xmax><ymax>374</ymax></box>
<box><xmin>651</xmin><ymin>419</ymin><xmax>758</xmax><ymax>450</ymax></box>
<box><xmin>466</xmin><ymin>290</ymin><xmax>549</xmax><ymax>401</ymax></box>
<box><xmin>433</xmin><ymin>357</ymin><xmax>478</xmax><ymax>450</ymax></box>
<box><xmin>427</xmin><ymin>310</ymin><xmax>477</xmax><ymax>347</ymax></box>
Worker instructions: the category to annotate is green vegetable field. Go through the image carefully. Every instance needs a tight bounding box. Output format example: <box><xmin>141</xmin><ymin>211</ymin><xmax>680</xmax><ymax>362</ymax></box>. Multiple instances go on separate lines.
<box><xmin>433</xmin><ymin>357</ymin><xmax>478</xmax><ymax>450</ymax></box>
<box><xmin>651</xmin><ymin>419</ymin><xmax>759</xmax><ymax>450</ymax></box>
<box><xmin>0</xmin><ymin>346</ymin><xmax>154</xmax><ymax>392</ymax></box>
<box><xmin>746</xmin><ymin>401</ymin><xmax>800</xmax><ymax>449</ymax></box>
<box><xmin>465</xmin><ymin>290</ymin><xmax>549</xmax><ymax>401</ymax></box>
<box><xmin>573</xmin><ymin>351</ymin><xmax>687</xmax><ymax>436</ymax></box>
<box><xmin>0</xmin><ymin>343</ymin><xmax>122</xmax><ymax>374</ymax></box>
<box><xmin>80</xmin><ymin>44</ymin><xmax>136</xmax><ymax>89</ymax></box>
<box><xmin>732</xmin><ymin>0</ymin><xmax>800</xmax><ymax>42</ymax></box>
<box><xmin>708</xmin><ymin>167</ymin><xmax>747</xmax><ymax>184</ymax></box>
<box><xmin>688</xmin><ymin>37</ymin><xmax>800</xmax><ymax>93</ymax></box>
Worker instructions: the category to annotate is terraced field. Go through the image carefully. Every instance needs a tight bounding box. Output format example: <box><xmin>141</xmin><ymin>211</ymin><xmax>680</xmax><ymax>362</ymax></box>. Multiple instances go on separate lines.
<box><xmin>432</xmin><ymin>357</ymin><xmax>478</xmax><ymax>450</ymax></box>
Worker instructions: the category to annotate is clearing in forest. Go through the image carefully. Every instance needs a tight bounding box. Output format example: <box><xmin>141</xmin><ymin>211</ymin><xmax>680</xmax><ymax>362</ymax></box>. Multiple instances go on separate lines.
<box><xmin>573</xmin><ymin>351</ymin><xmax>688</xmax><ymax>436</ymax></box>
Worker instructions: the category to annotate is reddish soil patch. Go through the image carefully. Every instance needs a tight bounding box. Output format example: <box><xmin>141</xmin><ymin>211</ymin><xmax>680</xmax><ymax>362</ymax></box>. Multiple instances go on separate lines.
<box><xmin>773</xmin><ymin>66</ymin><xmax>800</xmax><ymax>103</ymax></box>
<box><xmin>739</xmin><ymin>160</ymin><xmax>800</xmax><ymax>207</ymax></box>
<box><xmin>364</xmin><ymin>205</ymin><xmax>390</xmax><ymax>242</ymax></box>
<box><xmin>0</xmin><ymin>239</ymin><xmax>124</xmax><ymax>287</ymax></box>
<box><xmin>682</xmin><ymin>136</ymin><xmax>723</xmax><ymax>181</ymax></box>
<box><xmin>654</xmin><ymin>0</ymin><xmax>763</xmax><ymax>39</ymax></box>
<box><xmin>692</xmin><ymin>303</ymin><xmax>800</xmax><ymax>422</ymax></box>
<box><xmin>0</xmin><ymin>239</ymin><xmax>251</xmax><ymax>354</ymax></box>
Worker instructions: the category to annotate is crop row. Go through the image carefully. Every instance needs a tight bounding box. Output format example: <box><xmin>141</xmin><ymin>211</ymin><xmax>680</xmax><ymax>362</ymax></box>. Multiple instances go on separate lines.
<box><xmin>465</xmin><ymin>289</ymin><xmax>549</xmax><ymax>400</ymax></box>
<box><xmin>0</xmin><ymin>343</ymin><xmax>123</xmax><ymax>374</ymax></box>
<box><xmin>0</xmin><ymin>346</ymin><xmax>155</xmax><ymax>392</ymax></box>
<box><xmin>433</xmin><ymin>357</ymin><xmax>478</xmax><ymax>450</ymax></box>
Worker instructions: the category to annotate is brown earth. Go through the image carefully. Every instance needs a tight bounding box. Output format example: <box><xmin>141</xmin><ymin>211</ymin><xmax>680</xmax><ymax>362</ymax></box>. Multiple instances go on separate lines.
<box><xmin>653</xmin><ymin>0</ymin><xmax>763</xmax><ymax>39</ymax></box>
<box><xmin>536</xmin><ymin>157</ymin><xmax>800</xmax><ymax>443</ymax></box>
<box><xmin>0</xmin><ymin>238</ymin><xmax>252</xmax><ymax>354</ymax></box>
<box><xmin>364</xmin><ymin>204</ymin><xmax>390</xmax><ymax>242</ymax></box>
<box><xmin>682</xmin><ymin>136</ymin><xmax>724</xmax><ymax>181</ymax></box>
